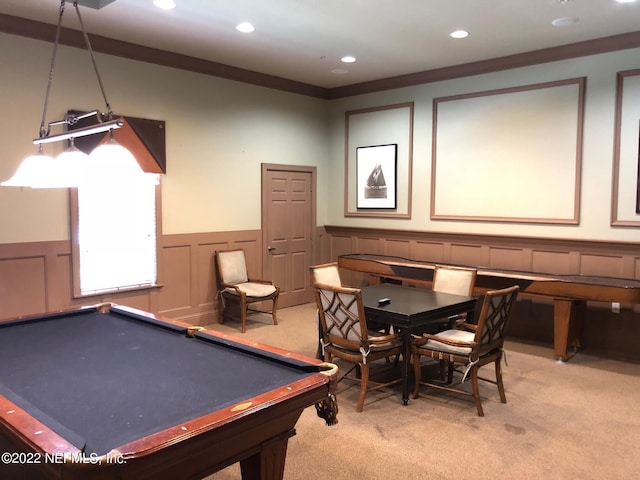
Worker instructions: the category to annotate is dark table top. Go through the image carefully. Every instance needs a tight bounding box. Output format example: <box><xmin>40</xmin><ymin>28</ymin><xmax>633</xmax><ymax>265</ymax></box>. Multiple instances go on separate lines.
<box><xmin>361</xmin><ymin>283</ymin><xmax>477</xmax><ymax>328</ymax></box>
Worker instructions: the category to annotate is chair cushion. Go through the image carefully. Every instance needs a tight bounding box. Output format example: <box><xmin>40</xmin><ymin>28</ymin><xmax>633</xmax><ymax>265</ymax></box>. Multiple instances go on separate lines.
<box><xmin>218</xmin><ymin>250</ymin><xmax>249</xmax><ymax>285</ymax></box>
<box><xmin>224</xmin><ymin>282</ymin><xmax>277</xmax><ymax>298</ymax></box>
<box><xmin>313</xmin><ymin>266</ymin><xmax>342</xmax><ymax>287</ymax></box>
<box><xmin>423</xmin><ymin>329</ymin><xmax>474</xmax><ymax>355</ymax></box>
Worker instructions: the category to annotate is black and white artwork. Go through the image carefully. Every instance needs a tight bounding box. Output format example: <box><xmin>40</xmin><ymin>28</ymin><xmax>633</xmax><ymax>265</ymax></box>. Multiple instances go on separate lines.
<box><xmin>356</xmin><ymin>144</ymin><xmax>397</xmax><ymax>209</ymax></box>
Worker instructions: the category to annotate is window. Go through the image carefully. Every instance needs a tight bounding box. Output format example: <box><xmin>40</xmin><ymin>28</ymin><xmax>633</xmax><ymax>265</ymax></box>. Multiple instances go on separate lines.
<box><xmin>71</xmin><ymin>175</ymin><xmax>161</xmax><ymax>297</ymax></box>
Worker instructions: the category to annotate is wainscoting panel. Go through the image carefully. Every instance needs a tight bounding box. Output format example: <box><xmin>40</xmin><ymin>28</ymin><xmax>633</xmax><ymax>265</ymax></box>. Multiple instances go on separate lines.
<box><xmin>0</xmin><ymin>231</ymin><xmax>262</xmax><ymax>327</ymax></box>
<box><xmin>487</xmin><ymin>246</ymin><xmax>527</xmax><ymax>271</ymax></box>
<box><xmin>197</xmin><ymin>242</ymin><xmax>219</xmax><ymax>312</ymax></box>
<box><xmin>450</xmin><ymin>243</ymin><xmax>484</xmax><ymax>267</ymax></box>
<box><xmin>355</xmin><ymin>235</ymin><xmax>382</xmax><ymax>255</ymax></box>
<box><xmin>384</xmin><ymin>238</ymin><xmax>411</xmax><ymax>258</ymax></box>
<box><xmin>159</xmin><ymin>243</ymin><xmax>193</xmax><ymax>315</ymax></box>
<box><xmin>413</xmin><ymin>240</ymin><xmax>445</xmax><ymax>262</ymax></box>
<box><xmin>579</xmin><ymin>253</ymin><xmax>626</xmax><ymax>277</ymax></box>
<box><xmin>531</xmin><ymin>250</ymin><xmax>575</xmax><ymax>274</ymax></box>
<box><xmin>160</xmin><ymin>231</ymin><xmax>262</xmax><ymax>325</ymax></box>
<box><xmin>0</xmin><ymin>255</ymin><xmax>47</xmax><ymax>319</ymax></box>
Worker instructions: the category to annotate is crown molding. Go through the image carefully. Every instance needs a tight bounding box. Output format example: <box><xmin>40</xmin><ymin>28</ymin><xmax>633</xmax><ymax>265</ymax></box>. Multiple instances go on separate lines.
<box><xmin>2</xmin><ymin>13</ymin><xmax>640</xmax><ymax>100</ymax></box>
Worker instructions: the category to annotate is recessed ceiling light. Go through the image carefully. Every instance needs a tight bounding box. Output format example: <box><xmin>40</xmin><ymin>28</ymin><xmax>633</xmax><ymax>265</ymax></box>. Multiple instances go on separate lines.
<box><xmin>153</xmin><ymin>0</ymin><xmax>176</xmax><ymax>10</ymax></box>
<box><xmin>236</xmin><ymin>22</ymin><xmax>255</xmax><ymax>33</ymax></box>
<box><xmin>616</xmin><ymin>0</ymin><xmax>637</xmax><ymax>3</ymax></box>
<box><xmin>341</xmin><ymin>55</ymin><xmax>356</xmax><ymax>63</ymax></box>
<box><xmin>552</xmin><ymin>17</ymin><xmax>579</xmax><ymax>27</ymax></box>
<box><xmin>450</xmin><ymin>30</ymin><xmax>469</xmax><ymax>39</ymax></box>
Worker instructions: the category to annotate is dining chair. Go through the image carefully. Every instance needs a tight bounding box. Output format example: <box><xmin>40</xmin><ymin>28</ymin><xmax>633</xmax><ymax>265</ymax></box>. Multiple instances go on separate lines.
<box><xmin>310</xmin><ymin>262</ymin><xmax>343</xmax><ymax>359</ymax></box>
<box><xmin>411</xmin><ymin>285</ymin><xmax>519</xmax><ymax>416</ymax></box>
<box><xmin>314</xmin><ymin>282</ymin><xmax>403</xmax><ymax>412</ymax></box>
<box><xmin>432</xmin><ymin>264</ymin><xmax>477</xmax><ymax>329</ymax></box>
<box><xmin>410</xmin><ymin>265</ymin><xmax>478</xmax><ymax>341</ymax></box>
<box><xmin>215</xmin><ymin>248</ymin><xmax>279</xmax><ymax>333</ymax></box>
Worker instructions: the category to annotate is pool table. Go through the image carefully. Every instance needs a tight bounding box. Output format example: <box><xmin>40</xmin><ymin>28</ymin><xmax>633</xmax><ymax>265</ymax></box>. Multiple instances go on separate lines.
<box><xmin>0</xmin><ymin>304</ymin><xmax>338</xmax><ymax>480</ymax></box>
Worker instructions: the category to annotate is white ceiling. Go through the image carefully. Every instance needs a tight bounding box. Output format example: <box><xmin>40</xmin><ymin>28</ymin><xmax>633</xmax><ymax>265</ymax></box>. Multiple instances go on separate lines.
<box><xmin>1</xmin><ymin>0</ymin><xmax>640</xmax><ymax>89</ymax></box>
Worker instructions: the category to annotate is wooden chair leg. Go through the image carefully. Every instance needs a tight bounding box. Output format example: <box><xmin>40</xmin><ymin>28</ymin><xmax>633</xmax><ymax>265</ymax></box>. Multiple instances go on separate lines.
<box><xmin>447</xmin><ymin>361</ymin><xmax>455</xmax><ymax>384</ymax></box>
<box><xmin>471</xmin><ymin>367</ymin><xmax>484</xmax><ymax>417</ymax></box>
<box><xmin>439</xmin><ymin>359</ymin><xmax>447</xmax><ymax>381</ymax></box>
<box><xmin>495</xmin><ymin>357</ymin><xmax>507</xmax><ymax>404</ymax></box>
<box><xmin>271</xmin><ymin>298</ymin><xmax>278</xmax><ymax>326</ymax></box>
<box><xmin>218</xmin><ymin>295</ymin><xmax>226</xmax><ymax>324</ymax></box>
<box><xmin>240</xmin><ymin>300</ymin><xmax>247</xmax><ymax>333</ymax></box>
<box><xmin>356</xmin><ymin>363</ymin><xmax>369</xmax><ymax>412</ymax></box>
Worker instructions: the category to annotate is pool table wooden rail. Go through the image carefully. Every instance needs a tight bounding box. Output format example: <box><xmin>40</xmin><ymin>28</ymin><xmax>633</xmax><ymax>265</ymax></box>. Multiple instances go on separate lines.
<box><xmin>338</xmin><ymin>253</ymin><xmax>640</xmax><ymax>361</ymax></box>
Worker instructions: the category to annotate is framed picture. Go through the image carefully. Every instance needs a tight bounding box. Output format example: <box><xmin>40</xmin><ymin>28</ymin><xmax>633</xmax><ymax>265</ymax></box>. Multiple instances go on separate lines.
<box><xmin>356</xmin><ymin>144</ymin><xmax>397</xmax><ymax>209</ymax></box>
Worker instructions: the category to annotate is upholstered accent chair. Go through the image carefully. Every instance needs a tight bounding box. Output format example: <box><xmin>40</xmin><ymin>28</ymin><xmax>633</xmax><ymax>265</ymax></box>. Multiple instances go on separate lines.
<box><xmin>411</xmin><ymin>285</ymin><xmax>519</xmax><ymax>416</ymax></box>
<box><xmin>215</xmin><ymin>249</ymin><xmax>279</xmax><ymax>333</ymax></box>
<box><xmin>314</xmin><ymin>283</ymin><xmax>403</xmax><ymax>412</ymax></box>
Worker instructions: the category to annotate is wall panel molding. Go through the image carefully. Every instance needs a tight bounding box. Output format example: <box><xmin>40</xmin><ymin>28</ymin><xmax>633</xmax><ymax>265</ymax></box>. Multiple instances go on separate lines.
<box><xmin>612</xmin><ymin>69</ymin><xmax>640</xmax><ymax>226</ymax></box>
<box><xmin>431</xmin><ymin>78</ymin><xmax>584</xmax><ymax>223</ymax></box>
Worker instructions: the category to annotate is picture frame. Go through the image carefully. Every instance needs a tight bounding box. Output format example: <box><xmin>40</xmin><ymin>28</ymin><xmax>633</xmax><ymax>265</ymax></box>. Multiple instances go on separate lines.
<box><xmin>637</xmin><ymin>122</ymin><xmax>640</xmax><ymax>214</ymax></box>
<box><xmin>610</xmin><ymin>70</ymin><xmax>640</xmax><ymax>226</ymax></box>
<box><xmin>356</xmin><ymin>144</ymin><xmax>397</xmax><ymax>209</ymax></box>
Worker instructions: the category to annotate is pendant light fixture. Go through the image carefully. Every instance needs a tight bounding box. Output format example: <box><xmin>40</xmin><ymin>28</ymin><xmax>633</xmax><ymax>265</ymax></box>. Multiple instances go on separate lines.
<box><xmin>1</xmin><ymin>0</ymin><xmax>143</xmax><ymax>188</ymax></box>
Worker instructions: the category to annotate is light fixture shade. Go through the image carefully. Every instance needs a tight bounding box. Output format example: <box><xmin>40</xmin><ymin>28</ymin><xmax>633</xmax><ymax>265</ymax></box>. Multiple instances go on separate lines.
<box><xmin>2</xmin><ymin>2</ymin><xmax>144</xmax><ymax>189</ymax></box>
<box><xmin>153</xmin><ymin>0</ymin><xmax>176</xmax><ymax>10</ymax></box>
<box><xmin>1</xmin><ymin>150</ymin><xmax>55</xmax><ymax>188</ymax></box>
<box><xmin>35</xmin><ymin>144</ymin><xmax>89</xmax><ymax>188</ymax></box>
<box><xmin>89</xmin><ymin>138</ymin><xmax>145</xmax><ymax>181</ymax></box>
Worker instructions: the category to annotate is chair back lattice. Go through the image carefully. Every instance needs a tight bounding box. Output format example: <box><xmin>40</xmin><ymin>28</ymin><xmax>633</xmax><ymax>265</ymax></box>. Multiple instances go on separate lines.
<box><xmin>473</xmin><ymin>286</ymin><xmax>519</xmax><ymax>355</ymax></box>
<box><xmin>315</xmin><ymin>284</ymin><xmax>369</xmax><ymax>351</ymax></box>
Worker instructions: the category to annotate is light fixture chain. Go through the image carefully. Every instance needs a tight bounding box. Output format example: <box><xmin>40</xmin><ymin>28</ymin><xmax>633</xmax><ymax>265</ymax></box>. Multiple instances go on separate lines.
<box><xmin>39</xmin><ymin>0</ymin><xmax>66</xmax><ymax>138</ymax></box>
<box><xmin>73</xmin><ymin>0</ymin><xmax>113</xmax><ymax>120</ymax></box>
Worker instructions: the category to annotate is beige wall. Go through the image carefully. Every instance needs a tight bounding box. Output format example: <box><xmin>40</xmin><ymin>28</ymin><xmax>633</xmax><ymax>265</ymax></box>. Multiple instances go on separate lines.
<box><xmin>2</xmin><ymin>33</ymin><xmax>639</xmax><ymax>244</ymax></box>
<box><xmin>0</xmin><ymin>32</ymin><xmax>330</xmax><ymax>242</ymax></box>
<box><xmin>326</xmin><ymin>48</ymin><xmax>640</xmax><ymax>242</ymax></box>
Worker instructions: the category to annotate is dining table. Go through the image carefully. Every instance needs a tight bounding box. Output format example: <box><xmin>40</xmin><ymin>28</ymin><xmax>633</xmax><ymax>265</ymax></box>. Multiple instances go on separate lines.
<box><xmin>360</xmin><ymin>283</ymin><xmax>478</xmax><ymax>405</ymax></box>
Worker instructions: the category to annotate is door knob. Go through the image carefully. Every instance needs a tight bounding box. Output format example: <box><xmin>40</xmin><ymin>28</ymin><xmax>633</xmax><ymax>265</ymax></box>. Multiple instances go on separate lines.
<box><xmin>267</xmin><ymin>246</ymin><xmax>275</xmax><ymax>252</ymax></box>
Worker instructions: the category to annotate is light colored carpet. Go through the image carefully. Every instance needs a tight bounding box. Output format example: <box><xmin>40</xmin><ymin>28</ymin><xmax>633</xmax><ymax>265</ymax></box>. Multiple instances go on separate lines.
<box><xmin>204</xmin><ymin>303</ymin><xmax>640</xmax><ymax>480</ymax></box>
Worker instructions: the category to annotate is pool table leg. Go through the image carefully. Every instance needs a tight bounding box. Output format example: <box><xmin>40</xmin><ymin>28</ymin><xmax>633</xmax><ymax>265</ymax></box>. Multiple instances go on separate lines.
<box><xmin>239</xmin><ymin>430</ymin><xmax>294</xmax><ymax>480</ymax></box>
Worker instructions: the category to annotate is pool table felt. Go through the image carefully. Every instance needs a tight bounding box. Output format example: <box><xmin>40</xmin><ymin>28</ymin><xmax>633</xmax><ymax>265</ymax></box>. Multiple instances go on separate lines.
<box><xmin>0</xmin><ymin>309</ymin><xmax>316</xmax><ymax>456</ymax></box>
